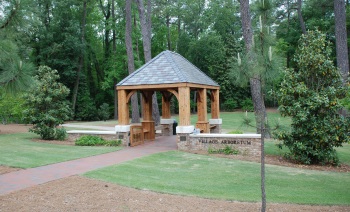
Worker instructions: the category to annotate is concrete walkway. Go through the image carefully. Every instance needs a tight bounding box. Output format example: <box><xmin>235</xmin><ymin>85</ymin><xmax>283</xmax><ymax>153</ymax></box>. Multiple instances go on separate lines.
<box><xmin>0</xmin><ymin>136</ymin><xmax>177</xmax><ymax>196</ymax></box>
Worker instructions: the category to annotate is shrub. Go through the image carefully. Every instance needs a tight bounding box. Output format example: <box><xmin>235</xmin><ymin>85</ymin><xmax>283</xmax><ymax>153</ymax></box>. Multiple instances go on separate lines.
<box><xmin>223</xmin><ymin>98</ymin><xmax>238</xmax><ymax>111</ymax></box>
<box><xmin>208</xmin><ymin>146</ymin><xmax>239</xmax><ymax>155</ymax></box>
<box><xmin>276</xmin><ymin>30</ymin><xmax>350</xmax><ymax>165</ymax></box>
<box><xmin>241</xmin><ymin>98</ymin><xmax>254</xmax><ymax>111</ymax></box>
<box><xmin>75</xmin><ymin>135</ymin><xmax>105</xmax><ymax>146</ymax></box>
<box><xmin>23</xmin><ymin>66</ymin><xmax>72</xmax><ymax>140</ymax></box>
<box><xmin>0</xmin><ymin>93</ymin><xmax>27</xmax><ymax>124</ymax></box>
<box><xmin>75</xmin><ymin>135</ymin><xmax>121</xmax><ymax>146</ymax></box>
<box><xmin>98</xmin><ymin>103</ymin><xmax>110</xmax><ymax>121</ymax></box>
<box><xmin>55</xmin><ymin>128</ymin><xmax>68</xmax><ymax>141</ymax></box>
<box><xmin>75</xmin><ymin>92</ymin><xmax>98</xmax><ymax>121</ymax></box>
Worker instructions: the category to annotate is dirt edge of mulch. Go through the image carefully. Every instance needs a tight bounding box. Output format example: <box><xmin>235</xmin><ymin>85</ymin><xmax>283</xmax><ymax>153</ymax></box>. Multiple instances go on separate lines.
<box><xmin>1</xmin><ymin>175</ymin><xmax>349</xmax><ymax>212</ymax></box>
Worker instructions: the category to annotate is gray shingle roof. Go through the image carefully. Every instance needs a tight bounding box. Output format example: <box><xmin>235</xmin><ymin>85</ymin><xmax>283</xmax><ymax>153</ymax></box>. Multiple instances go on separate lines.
<box><xmin>117</xmin><ymin>50</ymin><xmax>219</xmax><ymax>87</ymax></box>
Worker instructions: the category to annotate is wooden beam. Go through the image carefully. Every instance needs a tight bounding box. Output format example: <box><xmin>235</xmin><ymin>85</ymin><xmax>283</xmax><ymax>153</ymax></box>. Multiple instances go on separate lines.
<box><xmin>118</xmin><ymin>89</ymin><xmax>129</xmax><ymax>125</ymax></box>
<box><xmin>161</xmin><ymin>92</ymin><xmax>172</xmax><ymax>119</ymax></box>
<box><xmin>141</xmin><ymin>91</ymin><xmax>153</xmax><ymax>121</ymax></box>
<box><xmin>178</xmin><ymin>87</ymin><xmax>191</xmax><ymax>126</ymax></box>
<box><xmin>211</xmin><ymin>89</ymin><xmax>220</xmax><ymax>119</ymax></box>
<box><xmin>126</xmin><ymin>90</ymin><xmax>137</xmax><ymax>103</ymax></box>
<box><xmin>166</xmin><ymin>88</ymin><xmax>179</xmax><ymax>100</ymax></box>
<box><xmin>197</xmin><ymin>88</ymin><xmax>207</xmax><ymax>122</ymax></box>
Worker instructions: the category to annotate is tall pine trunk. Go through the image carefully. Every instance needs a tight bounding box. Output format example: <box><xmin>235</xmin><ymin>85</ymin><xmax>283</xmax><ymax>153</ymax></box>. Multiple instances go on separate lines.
<box><xmin>136</xmin><ymin>0</ymin><xmax>160</xmax><ymax>125</ymax></box>
<box><xmin>240</xmin><ymin>0</ymin><xmax>266</xmax><ymax>211</ymax></box>
<box><xmin>297</xmin><ymin>0</ymin><xmax>307</xmax><ymax>34</ymax></box>
<box><xmin>112</xmin><ymin>0</ymin><xmax>117</xmax><ymax>119</ymax></box>
<box><xmin>334</xmin><ymin>0</ymin><xmax>349</xmax><ymax>85</ymax></box>
<box><xmin>125</xmin><ymin>0</ymin><xmax>140</xmax><ymax>123</ymax></box>
<box><xmin>72</xmin><ymin>0</ymin><xmax>87</xmax><ymax>114</ymax></box>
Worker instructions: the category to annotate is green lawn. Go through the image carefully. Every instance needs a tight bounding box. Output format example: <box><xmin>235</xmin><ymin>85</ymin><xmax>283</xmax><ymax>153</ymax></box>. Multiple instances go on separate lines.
<box><xmin>170</xmin><ymin>111</ymin><xmax>291</xmax><ymax>133</ymax></box>
<box><xmin>0</xmin><ymin>133</ymin><xmax>122</xmax><ymax>168</ymax></box>
<box><xmin>84</xmin><ymin>151</ymin><xmax>350</xmax><ymax>205</ymax></box>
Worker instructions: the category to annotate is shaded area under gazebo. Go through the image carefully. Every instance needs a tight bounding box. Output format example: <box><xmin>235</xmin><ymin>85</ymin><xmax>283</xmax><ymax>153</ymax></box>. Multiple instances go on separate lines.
<box><xmin>115</xmin><ymin>50</ymin><xmax>222</xmax><ymax>146</ymax></box>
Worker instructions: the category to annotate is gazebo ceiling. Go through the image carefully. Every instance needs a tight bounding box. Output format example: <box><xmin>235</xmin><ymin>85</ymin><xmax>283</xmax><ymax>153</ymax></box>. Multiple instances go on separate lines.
<box><xmin>117</xmin><ymin>50</ymin><xmax>219</xmax><ymax>88</ymax></box>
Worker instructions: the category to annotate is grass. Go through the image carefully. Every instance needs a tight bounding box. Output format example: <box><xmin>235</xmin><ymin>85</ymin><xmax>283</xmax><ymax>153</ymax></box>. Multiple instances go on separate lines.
<box><xmin>84</xmin><ymin>151</ymin><xmax>350</xmax><ymax>205</ymax></box>
<box><xmin>170</xmin><ymin>111</ymin><xmax>291</xmax><ymax>133</ymax></box>
<box><xmin>0</xmin><ymin>133</ymin><xmax>122</xmax><ymax>168</ymax></box>
<box><xmin>337</xmin><ymin>143</ymin><xmax>350</xmax><ymax>165</ymax></box>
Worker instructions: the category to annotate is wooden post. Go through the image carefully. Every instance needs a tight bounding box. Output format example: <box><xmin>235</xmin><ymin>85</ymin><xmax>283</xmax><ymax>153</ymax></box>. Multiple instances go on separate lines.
<box><xmin>197</xmin><ymin>89</ymin><xmax>207</xmax><ymax>121</ymax></box>
<box><xmin>161</xmin><ymin>92</ymin><xmax>172</xmax><ymax>119</ymax></box>
<box><xmin>118</xmin><ymin>89</ymin><xmax>129</xmax><ymax>125</ymax></box>
<box><xmin>142</xmin><ymin>91</ymin><xmax>153</xmax><ymax>121</ymax></box>
<box><xmin>178</xmin><ymin>86</ymin><xmax>191</xmax><ymax>126</ymax></box>
<box><xmin>196</xmin><ymin>88</ymin><xmax>209</xmax><ymax>133</ymax></box>
<box><xmin>141</xmin><ymin>91</ymin><xmax>155</xmax><ymax>140</ymax></box>
<box><xmin>211</xmin><ymin>89</ymin><xmax>220</xmax><ymax>119</ymax></box>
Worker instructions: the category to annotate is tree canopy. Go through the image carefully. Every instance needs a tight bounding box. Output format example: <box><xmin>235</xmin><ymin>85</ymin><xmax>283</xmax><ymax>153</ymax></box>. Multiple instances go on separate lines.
<box><xmin>0</xmin><ymin>0</ymin><xmax>348</xmax><ymax>122</ymax></box>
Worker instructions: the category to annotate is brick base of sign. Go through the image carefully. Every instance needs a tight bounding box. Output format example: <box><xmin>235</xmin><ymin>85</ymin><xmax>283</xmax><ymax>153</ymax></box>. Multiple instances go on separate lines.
<box><xmin>177</xmin><ymin>134</ymin><xmax>261</xmax><ymax>156</ymax></box>
<box><xmin>116</xmin><ymin>132</ymin><xmax>130</xmax><ymax>146</ymax></box>
<box><xmin>176</xmin><ymin>133</ymin><xmax>192</xmax><ymax>146</ymax></box>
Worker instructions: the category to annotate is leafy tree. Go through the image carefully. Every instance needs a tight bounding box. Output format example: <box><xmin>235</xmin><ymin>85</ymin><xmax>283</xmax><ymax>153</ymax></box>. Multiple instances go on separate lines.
<box><xmin>276</xmin><ymin>30</ymin><xmax>350</xmax><ymax>165</ymax></box>
<box><xmin>0</xmin><ymin>91</ymin><xmax>27</xmax><ymax>124</ymax></box>
<box><xmin>23</xmin><ymin>66</ymin><xmax>72</xmax><ymax>140</ymax></box>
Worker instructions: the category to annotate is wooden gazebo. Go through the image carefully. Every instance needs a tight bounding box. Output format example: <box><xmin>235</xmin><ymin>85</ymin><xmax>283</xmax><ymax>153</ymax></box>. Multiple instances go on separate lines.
<box><xmin>116</xmin><ymin>50</ymin><xmax>220</xmax><ymax>142</ymax></box>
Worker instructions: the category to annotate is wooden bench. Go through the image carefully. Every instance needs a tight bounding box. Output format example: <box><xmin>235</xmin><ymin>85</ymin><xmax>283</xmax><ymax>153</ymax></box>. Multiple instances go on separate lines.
<box><xmin>130</xmin><ymin>125</ymin><xmax>144</xmax><ymax>147</ymax></box>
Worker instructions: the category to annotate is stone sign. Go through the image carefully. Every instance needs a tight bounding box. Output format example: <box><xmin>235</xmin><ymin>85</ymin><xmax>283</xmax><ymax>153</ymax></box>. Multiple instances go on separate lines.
<box><xmin>177</xmin><ymin>134</ymin><xmax>261</xmax><ymax>156</ymax></box>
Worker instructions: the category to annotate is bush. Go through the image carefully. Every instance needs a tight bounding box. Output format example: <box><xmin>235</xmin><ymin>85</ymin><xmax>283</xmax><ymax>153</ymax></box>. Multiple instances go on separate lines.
<box><xmin>23</xmin><ymin>66</ymin><xmax>72</xmax><ymax>140</ymax></box>
<box><xmin>223</xmin><ymin>98</ymin><xmax>238</xmax><ymax>111</ymax></box>
<box><xmin>55</xmin><ymin>128</ymin><xmax>68</xmax><ymax>141</ymax></box>
<box><xmin>75</xmin><ymin>92</ymin><xmax>98</xmax><ymax>121</ymax></box>
<box><xmin>276</xmin><ymin>30</ymin><xmax>350</xmax><ymax>165</ymax></box>
<box><xmin>208</xmin><ymin>146</ymin><xmax>239</xmax><ymax>155</ymax></box>
<box><xmin>0</xmin><ymin>93</ymin><xmax>27</xmax><ymax>124</ymax></box>
<box><xmin>75</xmin><ymin>135</ymin><xmax>121</xmax><ymax>146</ymax></box>
<box><xmin>98</xmin><ymin>103</ymin><xmax>110</xmax><ymax>121</ymax></box>
<box><xmin>241</xmin><ymin>98</ymin><xmax>254</xmax><ymax>111</ymax></box>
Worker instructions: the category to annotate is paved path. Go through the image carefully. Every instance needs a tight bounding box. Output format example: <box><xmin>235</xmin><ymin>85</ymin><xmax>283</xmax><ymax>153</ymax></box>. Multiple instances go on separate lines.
<box><xmin>0</xmin><ymin>136</ymin><xmax>177</xmax><ymax>196</ymax></box>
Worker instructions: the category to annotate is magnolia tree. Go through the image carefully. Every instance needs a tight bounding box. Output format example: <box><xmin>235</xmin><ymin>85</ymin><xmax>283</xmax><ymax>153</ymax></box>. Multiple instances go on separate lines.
<box><xmin>24</xmin><ymin>66</ymin><xmax>72</xmax><ymax>140</ymax></box>
<box><xmin>276</xmin><ymin>30</ymin><xmax>350</xmax><ymax>165</ymax></box>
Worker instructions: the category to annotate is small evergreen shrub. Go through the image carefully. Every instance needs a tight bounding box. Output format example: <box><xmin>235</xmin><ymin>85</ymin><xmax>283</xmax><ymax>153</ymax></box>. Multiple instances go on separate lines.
<box><xmin>241</xmin><ymin>98</ymin><xmax>254</xmax><ymax>111</ymax></box>
<box><xmin>276</xmin><ymin>30</ymin><xmax>350</xmax><ymax>165</ymax></box>
<box><xmin>98</xmin><ymin>103</ymin><xmax>110</xmax><ymax>121</ymax></box>
<box><xmin>55</xmin><ymin>128</ymin><xmax>68</xmax><ymax>141</ymax></box>
<box><xmin>23</xmin><ymin>66</ymin><xmax>72</xmax><ymax>140</ymax></box>
<box><xmin>223</xmin><ymin>98</ymin><xmax>238</xmax><ymax>111</ymax></box>
<box><xmin>75</xmin><ymin>135</ymin><xmax>121</xmax><ymax>146</ymax></box>
<box><xmin>208</xmin><ymin>146</ymin><xmax>239</xmax><ymax>155</ymax></box>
